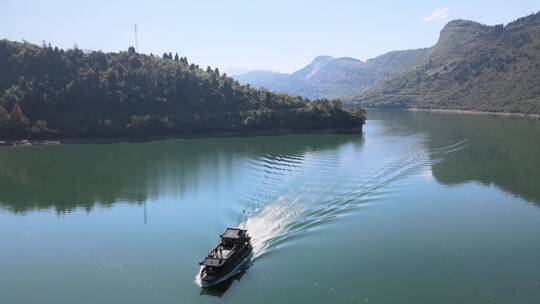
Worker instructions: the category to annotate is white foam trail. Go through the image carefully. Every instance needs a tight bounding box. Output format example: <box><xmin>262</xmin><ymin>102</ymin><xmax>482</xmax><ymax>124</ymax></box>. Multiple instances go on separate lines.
<box><xmin>238</xmin><ymin>139</ymin><xmax>469</xmax><ymax>260</ymax></box>
<box><xmin>241</xmin><ymin>196</ymin><xmax>306</xmax><ymax>258</ymax></box>
<box><xmin>195</xmin><ymin>139</ymin><xmax>469</xmax><ymax>286</ymax></box>
<box><xmin>194</xmin><ymin>266</ymin><xmax>204</xmax><ymax>287</ymax></box>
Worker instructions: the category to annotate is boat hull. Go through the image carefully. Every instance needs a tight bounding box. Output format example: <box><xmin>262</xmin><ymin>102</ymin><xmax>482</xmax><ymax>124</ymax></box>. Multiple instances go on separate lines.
<box><xmin>200</xmin><ymin>246</ymin><xmax>252</xmax><ymax>287</ymax></box>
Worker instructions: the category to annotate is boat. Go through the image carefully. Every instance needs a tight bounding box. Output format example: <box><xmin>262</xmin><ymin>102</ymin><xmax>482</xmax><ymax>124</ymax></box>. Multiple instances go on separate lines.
<box><xmin>199</xmin><ymin>227</ymin><xmax>252</xmax><ymax>287</ymax></box>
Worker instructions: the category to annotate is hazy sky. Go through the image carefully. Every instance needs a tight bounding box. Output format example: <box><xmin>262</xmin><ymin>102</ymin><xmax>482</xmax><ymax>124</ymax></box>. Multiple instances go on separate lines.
<box><xmin>1</xmin><ymin>0</ymin><xmax>538</xmax><ymax>73</ymax></box>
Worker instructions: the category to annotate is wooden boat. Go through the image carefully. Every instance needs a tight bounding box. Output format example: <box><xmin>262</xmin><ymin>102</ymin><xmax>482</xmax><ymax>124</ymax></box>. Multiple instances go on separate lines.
<box><xmin>199</xmin><ymin>228</ymin><xmax>252</xmax><ymax>287</ymax></box>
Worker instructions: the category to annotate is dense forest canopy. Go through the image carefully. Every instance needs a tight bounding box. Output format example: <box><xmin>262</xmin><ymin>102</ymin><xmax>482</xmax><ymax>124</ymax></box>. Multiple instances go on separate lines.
<box><xmin>0</xmin><ymin>40</ymin><xmax>365</xmax><ymax>140</ymax></box>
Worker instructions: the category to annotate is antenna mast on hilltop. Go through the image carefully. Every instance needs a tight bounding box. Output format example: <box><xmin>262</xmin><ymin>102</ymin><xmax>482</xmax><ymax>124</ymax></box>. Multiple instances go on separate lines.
<box><xmin>134</xmin><ymin>24</ymin><xmax>138</xmax><ymax>51</ymax></box>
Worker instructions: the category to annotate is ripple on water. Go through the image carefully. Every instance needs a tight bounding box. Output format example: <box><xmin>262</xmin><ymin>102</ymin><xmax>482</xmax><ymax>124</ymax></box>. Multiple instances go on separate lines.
<box><xmin>195</xmin><ymin>138</ymin><xmax>469</xmax><ymax>284</ymax></box>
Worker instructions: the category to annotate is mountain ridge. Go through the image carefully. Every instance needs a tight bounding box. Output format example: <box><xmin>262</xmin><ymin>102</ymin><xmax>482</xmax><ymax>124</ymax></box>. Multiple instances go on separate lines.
<box><xmin>355</xmin><ymin>12</ymin><xmax>540</xmax><ymax>114</ymax></box>
<box><xmin>234</xmin><ymin>49</ymin><xmax>428</xmax><ymax>100</ymax></box>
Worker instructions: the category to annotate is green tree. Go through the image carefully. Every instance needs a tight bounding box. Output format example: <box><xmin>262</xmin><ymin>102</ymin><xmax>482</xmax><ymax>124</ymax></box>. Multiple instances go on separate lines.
<box><xmin>0</xmin><ymin>105</ymin><xmax>9</xmax><ymax>135</ymax></box>
<box><xmin>7</xmin><ymin>103</ymin><xmax>30</xmax><ymax>138</ymax></box>
<box><xmin>351</xmin><ymin>107</ymin><xmax>366</xmax><ymax>122</ymax></box>
<box><xmin>1</xmin><ymin>85</ymin><xmax>24</xmax><ymax>110</ymax></box>
<box><xmin>174</xmin><ymin>53</ymin><xmax>179</xmax><ymax>62</ymax></box>
<box><xmin>222</xmin><ymin>80</ymin><xmax>234</xmax><ymax>97</ymax></box>
<box><xmin>30</xmin><ymin>119</ymin><xmax>55</xmax><ymax>139</ymax></box>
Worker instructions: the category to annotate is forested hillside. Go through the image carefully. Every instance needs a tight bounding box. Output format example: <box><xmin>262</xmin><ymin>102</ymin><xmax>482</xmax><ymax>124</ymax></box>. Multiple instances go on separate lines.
<box><xmin>355</xmin><ymin>12</ymin><xmax>540</xmax><ymax>114</ymax></box>
<box><xmin>0</xmin><ymin>40</ymin><xmax>365</xmax><ymax>141</ymax></box>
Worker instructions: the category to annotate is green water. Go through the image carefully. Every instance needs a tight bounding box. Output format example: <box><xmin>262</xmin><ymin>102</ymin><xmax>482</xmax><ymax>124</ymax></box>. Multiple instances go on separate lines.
<box><xmin>1</xmin><ymin>110</ymin><xmax>540</xmax><ymax>303</ymax></box>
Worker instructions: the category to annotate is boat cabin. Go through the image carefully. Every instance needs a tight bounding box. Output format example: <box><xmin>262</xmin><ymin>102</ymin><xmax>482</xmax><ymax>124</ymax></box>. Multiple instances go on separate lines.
<box><xmin>220</xmin><ymin>228</ymin><xmax>249</xmax><ymax>245</ymax></box>
<box><xmin>199</xmin><ymin>228</ymin><xmax>250</xmax><ymax>270</ymax></box>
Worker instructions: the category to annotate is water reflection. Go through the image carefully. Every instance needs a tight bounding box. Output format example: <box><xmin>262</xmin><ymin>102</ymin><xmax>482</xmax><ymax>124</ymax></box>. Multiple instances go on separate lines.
<box><xmin>0</xmin><ymin>135</ymin><xmax>362</xmax><ymax>213</ymax></box>
<box><xmin>369</xmin><ymin>110</ymin><xmax>540</xmax><ymax>205</ymax></box>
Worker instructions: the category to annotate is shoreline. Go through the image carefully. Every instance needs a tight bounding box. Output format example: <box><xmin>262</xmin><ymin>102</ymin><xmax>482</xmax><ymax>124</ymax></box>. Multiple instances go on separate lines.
<box><xmin>408</xmin><ymin>108</ymin><xmax>540</xmax><ymax>118</ymax></box>
<box><xmin>362</xmin><ymin>106</ymin><xmax>540</xmax><ymax>119</ymax></box>
<box><xmin>0</xmin><ymin>127</ymin><xmax>363</xmax><ymax>146</ymax></box>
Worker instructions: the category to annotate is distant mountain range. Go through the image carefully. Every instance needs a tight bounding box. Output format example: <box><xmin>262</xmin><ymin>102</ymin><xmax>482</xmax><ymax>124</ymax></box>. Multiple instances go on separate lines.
<box><xmin>355</xmin><ymin>12</ymin><xmax>540</xmax><ymax>114</ymax></box>
<box><xmin>233</xmin><ymin>50</ymin><xmax>428</xmax><ymax>100</ymax></box>
<box><xmin>236</xmin><ymin>12</ymin><xmax>540</xmax><ymax>114</ymax></box>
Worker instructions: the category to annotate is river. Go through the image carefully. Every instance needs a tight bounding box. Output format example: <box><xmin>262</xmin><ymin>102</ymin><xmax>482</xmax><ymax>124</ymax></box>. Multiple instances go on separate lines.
<box><xmin>1</xmin><ymin>110</ymin><xmax>539</xmax><ymax>303</ymax></box>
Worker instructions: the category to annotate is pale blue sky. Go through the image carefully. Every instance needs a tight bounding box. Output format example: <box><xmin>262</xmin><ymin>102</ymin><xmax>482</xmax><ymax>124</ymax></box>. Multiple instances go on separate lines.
<box><xmin>1</xmin><ymin>0</ymin><xmax>538</xmax><ymax>72</ymax></box>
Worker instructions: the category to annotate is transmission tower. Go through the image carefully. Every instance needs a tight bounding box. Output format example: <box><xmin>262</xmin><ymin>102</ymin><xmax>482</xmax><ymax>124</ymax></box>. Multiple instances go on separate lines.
<box><xmin>134</xmin><ymin>24</ymin><xmax>138</xmax><ymax>51</ymax></box>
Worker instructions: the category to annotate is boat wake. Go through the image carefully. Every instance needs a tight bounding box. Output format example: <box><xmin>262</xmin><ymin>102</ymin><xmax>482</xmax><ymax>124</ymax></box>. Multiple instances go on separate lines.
<box><xmin>195</xmin><ymin>138</ymin><xmax>469</xmax><ymax>287</ymax></box>
<box><xmin>241</xmin><ymin>139</ymin><xmax>469</xmax><ymax>259</ymax></box>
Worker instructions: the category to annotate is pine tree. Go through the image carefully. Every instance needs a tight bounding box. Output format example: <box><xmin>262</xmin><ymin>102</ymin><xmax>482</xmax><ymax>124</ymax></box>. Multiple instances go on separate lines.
<box><xmin>222</xmin><ymin>79</ymin><xmax>234</xmax><ymax>97</ymax></box>
<box><xmin>30</xmin><ymin>119</ymin><xmax>54</xmax><ymax>139</ymax></box>
<box><xmin>7</xmin><ymin>103</ymin><xmax>30</xmax><ymax>138</ymax></box>
<box><xmin>174</xmin><ymin>53</ymin><xmax>179</xmax><ymax>62</ymax></box>
<box><xmin>0</xmin><ymin>105</ymin><xmax>9</xmax><ymax>136</ymax></box>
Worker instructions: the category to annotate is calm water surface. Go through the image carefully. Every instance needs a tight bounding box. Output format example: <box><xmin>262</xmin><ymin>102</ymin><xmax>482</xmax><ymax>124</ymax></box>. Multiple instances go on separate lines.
<box><xmin>1</xmin><ymin>110</ymin><xmax>540</xmax><ymax>303</ymax></box>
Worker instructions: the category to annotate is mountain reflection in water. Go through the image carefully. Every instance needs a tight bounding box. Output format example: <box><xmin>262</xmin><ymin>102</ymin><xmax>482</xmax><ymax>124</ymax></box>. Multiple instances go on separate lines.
<box><xmin>2</xmin><ymin>110</ymin><xmax>540</xmax><ymax>214</ymax></box>
<box><xmin>0</xmin><ymin>135</ymin><xmax>363</xmax><ymax>213</ymax></box>
<box><xmin>369</xmin><ymin>110</ymin><xmax>540</xmax><ymax>206</ymax></box>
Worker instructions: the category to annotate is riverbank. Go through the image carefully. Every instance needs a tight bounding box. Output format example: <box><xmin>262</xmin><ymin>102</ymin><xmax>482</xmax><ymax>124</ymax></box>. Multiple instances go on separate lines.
<box><xmin>359</xmin><ymin>106</ymin><xmax>540</xmax><ymax>119</ymax></box>
<box><xmin>0</xmin><ymin>140</ymin><xmax>60</xmax><ymax>147</ymax></box>
<box><xmin>0</xmin><ymin>126</ymin><xmax>363</xmax><ymax>146</ymax></box>
<box><xmin>407</xmin><ymin>108</ymin><xmax>540</xmax><ymax>119</ymax></box>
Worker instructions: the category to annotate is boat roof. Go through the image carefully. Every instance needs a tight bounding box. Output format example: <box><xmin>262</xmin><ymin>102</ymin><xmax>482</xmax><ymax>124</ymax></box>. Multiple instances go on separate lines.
<box><xmin>220</xmin><ymin>227</ymin><xmax>247</xmax><ymax>239</ymax></box>
<box><xmin>200</xmin><ymin>257</ymin><xmax>226</xmax><ymax>267</ymax></box>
